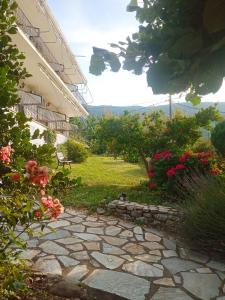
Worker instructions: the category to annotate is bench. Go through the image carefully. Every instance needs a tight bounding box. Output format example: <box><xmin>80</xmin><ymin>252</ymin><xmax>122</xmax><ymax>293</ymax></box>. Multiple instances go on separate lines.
<box><xmin>56</xmin><ymin>152</ymin><xmax>72</xmax><ymax>169</ymax></box>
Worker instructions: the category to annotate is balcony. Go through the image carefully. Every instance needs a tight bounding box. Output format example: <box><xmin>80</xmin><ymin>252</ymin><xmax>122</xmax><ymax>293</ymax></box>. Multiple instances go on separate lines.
<box><xmin>17</xmin><ymin>91</ymin><xmax>73</xmax><ymax>133</ymax></box>
<box><xmin>15</xmin><ymin>7</ymin><xmax>68</xmax><ymax>83</ymax></box>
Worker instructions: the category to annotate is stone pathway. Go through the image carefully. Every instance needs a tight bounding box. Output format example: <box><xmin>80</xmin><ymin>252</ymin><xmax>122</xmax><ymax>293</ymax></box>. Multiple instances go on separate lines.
<box><xmin>19</xmin><ymin>208</ymin><xmax>225</xmax><ymax>300</ymax></box>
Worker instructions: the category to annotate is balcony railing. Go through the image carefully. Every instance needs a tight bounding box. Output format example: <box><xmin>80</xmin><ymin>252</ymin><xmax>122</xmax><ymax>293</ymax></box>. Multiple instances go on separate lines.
<box><xmin>66</xmin><ymin>83</ymin><xmax>87</xmax><ymax>106</ymax></box>
<box><xmin>15</xmin><ymin>7</ymin><xmax>68</xmax><ymax>83</ymax></box>
<box><xmin>17</xmin><ymin>91</ymin><xmax>73</xmax><ymax>132</ymax></box>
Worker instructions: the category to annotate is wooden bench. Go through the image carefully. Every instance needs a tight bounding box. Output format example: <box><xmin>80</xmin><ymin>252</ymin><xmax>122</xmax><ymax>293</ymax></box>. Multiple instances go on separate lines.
<box><xmin>56</xmin><ymin>152</ymin><xmax>72</xmax><ymax>169</ymax></box>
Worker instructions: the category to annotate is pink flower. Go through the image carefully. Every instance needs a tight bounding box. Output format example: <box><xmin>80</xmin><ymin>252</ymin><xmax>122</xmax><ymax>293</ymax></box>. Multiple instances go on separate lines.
<box><xmin>41</xmin><ymin>195</ymin><xmax>64</xmax><ymax>219</ymax></box>
<box><xmin>0</xmin><ymin>145</ymin><xmax>12</xmax><ymax>164</ymax></box>
<box><xmin>28</xmin><ymin>165</ymin><xmax>49</xmax><ymax>187</ymax></box>
<box><xmin>25</xmin><ymin>160</ymin><xmax>38</xmax><ymax>173</ymax></box>
<box><xmin>40</xmin><ymin>189</ymin><xmax>45</xmax><ymax>196</ymax></box>
<box><xmin>175</xmin><ymin>164</ymin><xmax>185</xmax><ymax>170</ymax></box>
<box><xmin>166</xmin><ymin>167</ymin><xmax>177</xmax><ymax>177</ymax></box>
<box><xmin>11</xmin><ymin>172</ymin><xmax>21</xmax><ymax>182</ymax></box>
<box><xmin>41</xmin><ymin>196</ymin><xmax>54</xmax><ymax>209</ymax></box>
<box><xmin>148</xmin><ymin>183</ymin><xmax>156</xmax><ymax>190</ymax></box>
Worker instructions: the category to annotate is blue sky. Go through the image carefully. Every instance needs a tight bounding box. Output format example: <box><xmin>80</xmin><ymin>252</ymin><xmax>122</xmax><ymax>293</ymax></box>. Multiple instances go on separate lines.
<box><xmin>48</xmin><ymin>0</ymin><xmax>225</xmax><ymax>106</ymax></box>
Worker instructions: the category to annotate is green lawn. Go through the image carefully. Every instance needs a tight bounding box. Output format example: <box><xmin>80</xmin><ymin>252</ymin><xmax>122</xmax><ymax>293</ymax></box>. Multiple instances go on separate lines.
<box><xmin>62</xmin><ymin>155</ymin><xmax>160</xmax><ymax>211</ymax></box>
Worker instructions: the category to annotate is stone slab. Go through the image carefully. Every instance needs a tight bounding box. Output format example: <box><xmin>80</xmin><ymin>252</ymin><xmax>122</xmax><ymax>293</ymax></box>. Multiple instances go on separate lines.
<box><xmin>83</xmin><ymin>269</ymin><xmax>150</xmax><ymax>300</ymax></box>
<box><xmin>91</xmin><ymin>252</ymin><xmax>124</xmax><ymax>269</ymax></box>
<box><xmin>151</xmin><ymin>287</ymin><xmax>192</xmax><ymax>300</ymax></box>
<box><xmin>181</xmin><ymin>272</ymin><xmax>221</xmax><ymax>300</ymax></box>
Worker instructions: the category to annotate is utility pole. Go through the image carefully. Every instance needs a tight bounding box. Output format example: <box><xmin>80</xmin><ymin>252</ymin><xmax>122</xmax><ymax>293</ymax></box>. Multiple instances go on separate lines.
<box><xmin>169</xmin><ymin>94</ymin><xmax>172</xmax><ymax>120</ymax></box>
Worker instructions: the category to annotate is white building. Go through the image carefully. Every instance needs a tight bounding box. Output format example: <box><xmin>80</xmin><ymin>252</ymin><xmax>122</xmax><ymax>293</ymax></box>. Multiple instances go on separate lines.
<box><xmin>12</xmin><ymin>0</ymin><xmax>88</xmax><ymax>145</ymax></box>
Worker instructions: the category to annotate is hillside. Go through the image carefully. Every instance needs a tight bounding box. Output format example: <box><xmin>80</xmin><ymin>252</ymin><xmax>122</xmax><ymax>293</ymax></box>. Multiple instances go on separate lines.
<box><xmin>87</xmin><ymin>102</ymin><xmax>225</xmax><ymax>117</ymax></box>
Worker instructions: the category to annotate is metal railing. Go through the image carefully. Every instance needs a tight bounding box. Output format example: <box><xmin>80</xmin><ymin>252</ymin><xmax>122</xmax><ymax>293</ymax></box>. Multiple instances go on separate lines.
<box><xmin>17</xmin><ymin>91</ymin><xmax>72</xmax><ymax>132</ymax></box>
<box><xmin>18</xmin><ymin>90</ymin><xmax>42</xmax><ymax>105</ymax></box>
<box><xmin>15</xmin><ymin>7</ymin><xmax>67</xmax><ymax>82</ymax></box>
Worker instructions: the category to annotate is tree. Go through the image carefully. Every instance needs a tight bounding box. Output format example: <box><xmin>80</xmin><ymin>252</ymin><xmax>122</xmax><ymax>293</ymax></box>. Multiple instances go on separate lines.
<box><xmin>89</xmin><ymin>0</ymin><xmax>225</xmax><ymax>104</ymax></box>
<box><xmin>96</xmin><ymin>107</ymin><xmax>221</xmax><ymax>176</ymax></box>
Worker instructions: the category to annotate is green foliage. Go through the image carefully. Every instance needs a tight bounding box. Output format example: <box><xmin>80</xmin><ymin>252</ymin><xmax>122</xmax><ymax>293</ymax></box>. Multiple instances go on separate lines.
<box><xmin>65</xmin><ymin>139</ymin><xmax>89</xmax><ymax>163</ymax></box>
<box><xmin>192</xmin><ymin>138</ymin><xmax>214</xmax><ymax>153</ymax></box>
<box><xmin>95</xmin><ymin>107</ymin><xmax>221</xmax><ymax>175</ymax></box>
<box><xmin>70</xmin><ymin>116</ymin><xmax>107</xmax><ymax>154</ymax></box>
<box><xmin>211</xmin><ymin>120</ymin><xmax>225</xmax><ymax>156</ymax></box>
<box><xmin>89</xmin><ymin>0</ymin><xmax>225</xmax><ymax>100</ymax></box>
<box><xmin>0</xmin><ymin>260</ymin><xmax>31</xmax><ymax>300</ymax></box>
<box><xmin>0</xmin><ymin>2</ymin><xmax>79</xmax><ymax>297</ymax></box>
<box><xmin>182</xmin><ymin>175</ymin><xmax>225</xmax><ymax>251</ymax></box>
<box><xmin>41</xmin><ymin>128</ymin><xmax>56</xmax><ymax>146</ymax></box>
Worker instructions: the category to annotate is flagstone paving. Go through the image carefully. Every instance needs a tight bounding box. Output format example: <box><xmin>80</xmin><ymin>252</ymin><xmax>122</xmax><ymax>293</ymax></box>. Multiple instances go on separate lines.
<box><xmin>20</xmin><ymin>208</ymin><xmax>225</xmax><ymax>300</ymax></box>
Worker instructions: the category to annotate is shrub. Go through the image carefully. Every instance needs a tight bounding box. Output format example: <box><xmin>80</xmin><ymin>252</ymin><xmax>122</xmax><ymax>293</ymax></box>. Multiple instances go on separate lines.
<box><xmin>66</xmin><ymin>139</ymin><xmax>88</xmax><ymax>163</ymax></box>
<box><xmin>148</xmin><ymin>150</ymin><xmax>222</xmax><ymax>197</ymax></box>
<box><xmin>192</xmin><ymin>138</ymin><xmax>214</xmax><ymax>153</ymax></box>
<box><xmin>181</xmin><ymin>175</ymin><xmax>225</xmax><ymax>252</ymax></box>
<box><xmin>211</xmin><ymin>120</ymin><xmax>225</xmax><ymax>156</ymax></box>
<box><xmin>41</xmin><ymin>128</ymin><xmax>56</xmax><ymax>146</ymax></box>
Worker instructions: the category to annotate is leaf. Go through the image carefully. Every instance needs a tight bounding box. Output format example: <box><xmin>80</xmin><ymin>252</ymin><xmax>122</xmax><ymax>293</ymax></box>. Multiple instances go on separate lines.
<box><xmin>89</xmin><ymin>54</ymin><xmax>105</xmax><ymax>76</ymax></box>
<box><xmin>169</xmin><ymin>31</ymin><xmax>203</xmax><ymax>59</ymax></box>
<box><xmin>204</xmin><ymin>0</ymin><xmax>225</xmax><ymax>33</ymax></box>
<box><xmin>185</xmin><ymin>93</ymin><xmax>201</xmax><ymax>106</ymax></box>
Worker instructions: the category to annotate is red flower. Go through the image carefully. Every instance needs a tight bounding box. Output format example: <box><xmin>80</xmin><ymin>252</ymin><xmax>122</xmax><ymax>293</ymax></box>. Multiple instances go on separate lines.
<box><xmin>200</xmin><ymin>159</ymin><xmax>209</xmax><ymax>164</ymax></box>
<box><xmin>197</xmin><ymin>152</ymin><xmax>213</xmax><ymax>159</ymax></box>
<box><xmin>153</xmin><ymin>151</ymin><xmax>172</xmax><ymax>160</ymax></box>
<box><xmin>209</xmin><ymin>168</ymin><xmax>221</xmax><ymax>175</ymax></box>
<box><xmin>179</xmin><ymin>152</ymin><xmax>191</xmax><ymax>163</ymax></box>
<box><xmin>148</xmin><ymin>183</ymin><xmax>156</xmax><ymax>190</ymax></box>
<box><xmin>166</xmin><ymin>167</ymin><xmax>176</xmax><ymax>177</ymax></box>
<box><xmin>11</xmin><ymin>172</ymin><xmax>21</xmax><ymax>182</ymax></box>
<box><xmin>148</xmin><ymin>169</ymin><xmax>154</xmax><ymax>178</ymax></box>
<box><xmin>34</xmin><ymin>210</ymin><xmax>41</xmax><ymax>219</ymax></box>
<box><xmin>175</xmin><ymin>164</ymin><xmax>185</xmax><ymax>170</ymax></box>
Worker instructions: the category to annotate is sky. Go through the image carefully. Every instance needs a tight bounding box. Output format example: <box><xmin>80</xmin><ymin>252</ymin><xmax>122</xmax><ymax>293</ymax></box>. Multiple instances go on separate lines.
<box><xmin>47</xmin><ymin>0</ymin><xmax>225</xmax><ymax>107</ymax></box>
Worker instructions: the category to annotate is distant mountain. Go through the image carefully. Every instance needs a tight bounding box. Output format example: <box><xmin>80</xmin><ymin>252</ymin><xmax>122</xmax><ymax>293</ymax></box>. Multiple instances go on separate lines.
<box><xmin>87</xmin><ymin>102</ymin><xmax>225</xmax><ymax>117</ymax></box>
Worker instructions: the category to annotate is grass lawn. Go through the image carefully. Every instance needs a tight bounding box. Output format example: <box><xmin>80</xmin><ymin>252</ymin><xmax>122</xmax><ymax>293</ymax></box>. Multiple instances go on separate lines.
<box><xmin>62</xmin><ymin>155</ymin><xmax>161</xmax><ymax>211</ymax></box>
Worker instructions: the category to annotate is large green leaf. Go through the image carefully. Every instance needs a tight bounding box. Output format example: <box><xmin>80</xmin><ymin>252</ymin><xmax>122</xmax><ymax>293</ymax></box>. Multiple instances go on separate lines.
<box><xmin>169</xmin><ymin>31</ymin><xmax>203</xmax><ymax>59</ymax></box>
<box><xmin>89</xmin><ymin>54</ymin><xmax>106</xmax><ymax>76</ymax></box>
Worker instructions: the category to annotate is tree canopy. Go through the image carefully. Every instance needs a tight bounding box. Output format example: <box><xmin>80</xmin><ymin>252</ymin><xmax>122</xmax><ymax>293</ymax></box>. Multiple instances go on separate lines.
<box><xmin>89</xmin><ymin>0</ymin><xmax>225</xmax><ymax>104</ymax></box>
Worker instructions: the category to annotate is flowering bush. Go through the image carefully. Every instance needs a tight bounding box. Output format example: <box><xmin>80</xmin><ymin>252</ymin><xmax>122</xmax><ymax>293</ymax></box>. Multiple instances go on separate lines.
<box><xmin>0</xmin><ymin>145</ymin><xmax>67</xmax><ymax>259</ymax></box>
<box><xmin>148</xmin><ymin>149</ymin><xmax>222</xmax><ymax>197</ymax></box>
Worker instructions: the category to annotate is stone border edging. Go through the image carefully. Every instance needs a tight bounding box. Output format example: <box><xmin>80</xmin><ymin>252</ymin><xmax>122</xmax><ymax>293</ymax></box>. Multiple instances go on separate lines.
<box><xmin>106</xmin><ymin>200</ymin><xmax>184</xmax><ymax>232</ymax></box>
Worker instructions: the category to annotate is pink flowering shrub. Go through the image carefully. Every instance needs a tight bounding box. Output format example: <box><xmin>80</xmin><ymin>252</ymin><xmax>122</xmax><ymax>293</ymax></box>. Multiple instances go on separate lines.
<box><xmin>148</xmin><ymin>149</ymin><xmax>222</xmax><ymax>198</ymax></box>
<box><xmin>0</xmin><ymin>145</ymin><xmax>69</xmax><ymax>259</ymax></box>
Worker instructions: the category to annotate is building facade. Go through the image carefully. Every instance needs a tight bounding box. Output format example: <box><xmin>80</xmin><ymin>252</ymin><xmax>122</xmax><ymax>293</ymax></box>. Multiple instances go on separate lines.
<box><xmin>11</xmin><ymin>0</ymin><xmax>88</xmax><ymax>145</ymax></box>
